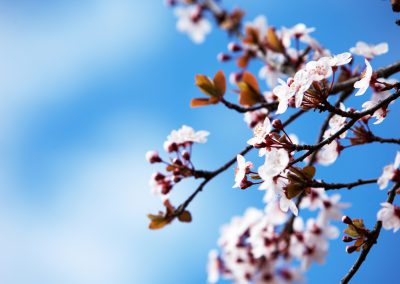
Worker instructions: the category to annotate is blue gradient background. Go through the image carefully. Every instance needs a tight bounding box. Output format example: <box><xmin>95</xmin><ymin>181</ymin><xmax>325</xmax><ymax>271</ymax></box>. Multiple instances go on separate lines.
<box><xmin>0</xmin><ymin>0</ymin><xmax>398</xmax><ymax>283</ymax></box>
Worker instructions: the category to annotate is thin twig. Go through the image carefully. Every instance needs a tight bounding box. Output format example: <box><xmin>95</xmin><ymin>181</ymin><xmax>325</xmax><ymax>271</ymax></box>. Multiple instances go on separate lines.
<box><xmin>340</xmin><ymin>182</ymin><xmax>400</xmax><ymax>284</ymax></box>
<box><xmin>310</xmin><ymin>179</ymin><xmax>377</xmax><ymax>191</ymax></box>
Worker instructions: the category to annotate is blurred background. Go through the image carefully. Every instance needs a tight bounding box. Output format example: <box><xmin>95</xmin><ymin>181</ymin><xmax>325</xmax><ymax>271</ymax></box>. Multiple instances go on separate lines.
<box><xmin>0</xmin><ymin>0</ymin><xmax>398</xmax><ymax>283</ymax></box>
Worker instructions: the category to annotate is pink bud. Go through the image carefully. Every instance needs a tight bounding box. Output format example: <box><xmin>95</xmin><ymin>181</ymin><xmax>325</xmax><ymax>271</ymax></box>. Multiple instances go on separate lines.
<box><xmin>272</xmin><ymin>119</ymin><xmax>283</xmax><ymax>130</ymax></box>
<box><xmin>182</xmin><ymin>150</ymin><xmax>191</xmax><ymax>160</ymax></box>
<box><xmin>342</xmin><ymin>236</ymin><xmax>354</xmax><ymax>243</ymax></box>
<box><xmin>346</xmin><ymin>245</ymin><xmax>358</xmax><ymax>254</ymax></box>
<box><xmin>342</xmin><ymin>215</ymin><xmax>353</xmax><ymax>225</ymax></box>
<box><xmin>228</xmin><ymin>42</ymin><xmax>242</xmax><ymax>52</ymax></box>
<box><xmin>217</xmin><ymin>53</ymin><xmax>231</xmax><ymax>62</ymax></box>
<box><xmin>229</xmin><ymin>72</ymin><xmax>242</xmax><ymax>85</ymax></box>
<box><xmin>146</xmin><ymin>151</ymin><xmax>162</xmax><ymax>164</ymax></box>
<box><xmin>152</xmin><ymin>172</ymin><xmax>165</xmax><ymax>182</ymax></box>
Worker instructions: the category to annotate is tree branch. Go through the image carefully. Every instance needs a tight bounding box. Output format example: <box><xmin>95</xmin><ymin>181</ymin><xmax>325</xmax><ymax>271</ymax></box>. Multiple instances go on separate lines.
<box><xmin>220</xmin><ymin>98</ymin><xmax>278</xmax><ymax>113</ymax></box>
<box><xmin>310</xmin><ymin>179</ymin><xmax>377</xmax><ymax>191</ymax></box>
<box><xmin>340</xmin><ymin>182</ymin><xmax>400</xmax><ymax>284</ymax></box>
<box><xmin>172</xmin><ymin>110</ymin><xmax>306</xmax><ymax>218</ymax></box>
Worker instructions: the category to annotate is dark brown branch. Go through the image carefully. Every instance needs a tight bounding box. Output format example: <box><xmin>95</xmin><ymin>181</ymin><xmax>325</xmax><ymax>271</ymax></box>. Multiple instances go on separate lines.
<box><xmin>220</xmin><ymin>98</ymin><xmax>278</xmax><ymax>113</ymax></box>
<box><xmin>173</xmin><ymin>144</ymin><xmax>252</xmax><ymax>217</ymax></box>
<box><xmin>310</xmin><ymin>179</ymin><xmax>377</xmax><ymax>191</ymax></box>
<box><xmin>341</xmin><ymin>182</ymin><xmax>400</xmax><ymax>284</ymax></box>
<box><xmin>368</xmin><ymin>135</ymin><xmax>400</xmax><ymax>145</ymax></box>
<box><xmin>173</xmin><ymin>110</ymin><xmax>306</xmax><ymax>218</ymax></box>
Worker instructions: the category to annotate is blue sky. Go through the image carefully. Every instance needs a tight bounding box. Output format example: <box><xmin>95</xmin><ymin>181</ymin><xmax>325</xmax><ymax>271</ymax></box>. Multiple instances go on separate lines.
<box><xmin>0</xmin><ymin>0</ymin><xmax>398</xmax><ymax>283</ymax></box>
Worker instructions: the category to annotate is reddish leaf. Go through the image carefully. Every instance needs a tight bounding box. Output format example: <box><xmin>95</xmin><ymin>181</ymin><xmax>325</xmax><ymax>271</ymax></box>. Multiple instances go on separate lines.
<box><xmin>266</xmin><ymin>27</ymin><xmax>285</xmax><ymax>53</ymax></box>
<box><xmin>178</xmin><ymin>211</ymin><xmax>192</xmax><ymax>223</ymax></box>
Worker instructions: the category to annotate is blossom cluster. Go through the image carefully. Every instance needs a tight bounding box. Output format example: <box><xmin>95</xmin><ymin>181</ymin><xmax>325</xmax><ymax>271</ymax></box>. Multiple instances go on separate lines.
<box><xmin>207</xmin><ymin>188</ymin><xmax>348</xmax><ymax>283</ymax></box>
<box><xmin>146</xmin><ymin>1</ymin><xmax>400</xmax><ymax>283</ymax></box>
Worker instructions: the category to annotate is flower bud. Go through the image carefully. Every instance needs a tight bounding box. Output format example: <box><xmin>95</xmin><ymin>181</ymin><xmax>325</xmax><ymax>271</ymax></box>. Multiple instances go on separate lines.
<box><xmin>228</xmin><ymin>42</ymin><xmax>242</xmax><ymax>52</ymax></box>
<box><xmin>152</xmin><ymin>172</ymin><xmax>165</xmax><ymax>182</ymax></box>
<box><xmin>173</xmin><ymin>176</ymin><xmax>182</xmax><ymax>183</ymax></box>
<box><xmin>146</xmin><ymin>151</ymin><xmax>162</xmax><ymax>164</ymax></box>
<box><xmin>342</xmin><ymin>236</ymin><xmax>354</xmax><ymax>243</ymax></box>
<box><xmin>172</xmin><ymin>158</ymin><xmax>183</xmax><ymax>166</ymax></box>
<box><xmin>342</xmin><ymin>215</ymin><xmax>353</xmax><ymax>225</ymax></box>
<box><xmin>217</xmin><ymin>53</ymin><xmax>232</xmax><ymax>62</ymax></box>
<box><xmin>272</xmin><ymin>119</ymin><xmax>283</xmax><ymax>130</ymax></box>
<box><xmin>346</xmin><ymin>245</ymin><xmax>358</xmax><ymax>254</ymax></box>
<box><xmin>229</xmin><ymin>72</ymin><xmax>242</xmax><ymax>85</ymax></box>
<box><xmin>164</xmin><ymin>142</ymin><xmax>179</xmax><ymax>153</ymax></box>
<box><xmin>182</xmin><ymin>150</ymin><xmax>191</xmax><ymax>160</ymax></box>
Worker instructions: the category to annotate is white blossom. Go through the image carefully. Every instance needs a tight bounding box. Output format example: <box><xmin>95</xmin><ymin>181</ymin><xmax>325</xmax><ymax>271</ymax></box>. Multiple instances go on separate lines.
<box><xmin>377</xmin><ymin>151</ymin><xmax>400</xmax><ymax>190</ymax></box>
<box><xmin>289</xmin><ymin>69</ymin><xmax>313</xmax><ymax>108</ymax></box>
<box><xmin>247</xmin><ymin>117</ymin><xmax>272</xmax><ymax>146</ymax></box>
<box><xmin>306</xmin><ymin>57</ymin><xmax>332</xmax><ymax>81</ymax></box>
<box><xmin>273</xmin><ymin>78</ymin><xmax>292</xmax><ymax>114</ymax></box>
<box><xmin>207</xmin><ymin>250</ymin><xmax>220</xmax><ymax>283</ymax></box>
<box><xmin>350</xmin><ymin>41</ymin><xmax>389</xmax><ymax>59</ymax></box>
<box><xmin>260</xmin><ymin>148</ymin><xmax>290</xmax><ymax>178</ymax></box>
<box><xmin>164</xmin><ymin>125</ymin><xmax>209</xmax><ymax>149</ymax></box>
<box><xmin>316</xmin><ymin>140</ymin><xmax>339</xmax><ymax>166</ymax></box>
<box><xmin>233</xmin><ymin>155</ymin><xmax>254</xmax><ymax>188</ymax></box>
<box><xmin>318</xmin><ymin>194</ymin><xmax>350</xmax><ymax>224</ymax></box>
<box><xmin>281</xmin><ymin>23</ymin><xmax>316</xmax><ymax>48</ymax></box>
<box><xmin>377</xmin><ymin>202</ymin><xmax>400</xmax><ymax>232</ymax></box>
<box><xmin>354</xmin><ymin>59</ymin><xmax>373</xmax><ymax>96</ymax></box>
<box><xmin>175</xmin><ymin>6</ymin><xmax>211</xmax><ymax>44</ymax></box>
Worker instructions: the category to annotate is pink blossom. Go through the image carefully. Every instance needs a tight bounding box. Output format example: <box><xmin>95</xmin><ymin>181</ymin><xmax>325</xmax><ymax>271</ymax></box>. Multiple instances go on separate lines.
<box><xmin>377</xmin><ymin>152</ymin><xmax>400</xmax><ymax>190</ymax></box>
<box><xmin>377</xmin><ymin>202</ymin><xmax>400</xmax><ymax>232</ymax></box>
<box><xmin>316</xmin><ymin>140</ymin><xmax>339</xmax><ymax>166</ymax></box>
<box><xmin>233</xmin><ymin>154</ymin><xmax>254</xmax><ymax>188</ymax></box>
<box><xmin>350</xmin><ymin>41</ymin><xmax>389</xmax><ymax>59</ymax></box>
<box><xmin>247</xmin><ymin>117</ymin><xmax>272</xmax><ymax>146</ymax></box>
<box><xmin>354</xmin><ymin>59</ymin><xmax>373</xmax><ymax>96</ymax></box>
<box><xmin>175</xmin><ymin>6</ymin><xmax>211</xmax><ymax>44</ymax></box>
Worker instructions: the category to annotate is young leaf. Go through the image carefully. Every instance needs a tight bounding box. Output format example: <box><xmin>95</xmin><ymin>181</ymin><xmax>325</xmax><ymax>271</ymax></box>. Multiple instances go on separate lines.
<box><xmin>238</xmin><ymin>71</ymin><xmax>263</xmax><ymax>106</ymax></box>
<box><xmin>178</xmin><ymin>210</ymin><xmax>192</xmax><ymax>223</ymax></box>
<box><xmin>266</xmin><ymin>27</ymin><xmax>285</xmax><ymax>53</ymax></box>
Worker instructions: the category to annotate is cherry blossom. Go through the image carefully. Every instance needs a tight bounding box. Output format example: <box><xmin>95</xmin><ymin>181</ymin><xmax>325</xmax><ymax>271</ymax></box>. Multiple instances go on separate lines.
<box><xmin>316</xmin><ymin>140</ymin><xmax>339</xmax><ymax>166</ymax></box>
<box><xmin>354</xmin><ymin>59</ymin><xmax>373</xmax><ymax>96</ymax></box>
<box><xmin>260</xmin><ymin>148</ymin><xmax>290</xmax><ymax>178</ymax></box>
<box><xmin>306</xmin><ymin>57</ymin><xmax>333</xmax><ymax>81</ymax></box>
<box><xmin>233</xmin><ymin>154</ymin><xmax>254</xmax><ymax>188</ymax></box>
<box><xmin>361</xmin><ymin>79</ymin><xmax>396</xmax><ymax>124</ymax></box>
<box><xmin>289</xmin><ymin>69</ymin><xmax>313</xmax><ymax>108</ymax></box>
<box><xmin>247</xmin><ymin>117</ymin><xmax>272</xmax><ymax>146</ymax></box>
<box><xmin>273</xmin><ymin>78</ymin><xmax>293</xmax><ymax>114</ymax></box>
<box><xmin>329</xmin><ymin>52</ymin><xmax>352</xmax><ymax>66</ymax></box>
<box><xmin>207</xmin><ymin>250</ymin><xmax>221</xmax><ymax>283</ymax></box>
<box><xmin>281</xmin><ymin>23</ymin><xmax>316</xmax><ymax>48</ymax></box>
<box><xmin>164</xmin><ymin>125</ymin><xmax>209</xmax><ymax>150</ymax></box>
<box><xmin>175</xmin><ymin>6</ymin><xmax>212</xmax><ymax>44</ymax></box>
<box><xmin>300</xmin><ymin>187</ymin><xmax>328</xmax><ymax>211</ymax></box>
<box><xmin>324</xmin><ymin>103</ymin><xmax>348</xmax><ymax>139</ymax></box>
<box><xmin>377</xmin><ymin>151</ymin><xmax>400</xmax><ymax>190</ymax></box>
<box><xmin>318</xmin><ymin>194</ymin><xmax>350</xmax><ymax>224</ymax></box>
<box><xmin>244</xmin><ymin>109</ymin><xmax>269</xmax><ymax>128</ymax></box>
<box><xmin>377</xmin><ymin>202</ymin><xmax>400</xmax><ymax>232</ymax></box>
<box><xmin>350</xmin><ymin>41</ymin><xmax>389</xmax><ymax>59</ymax></box>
